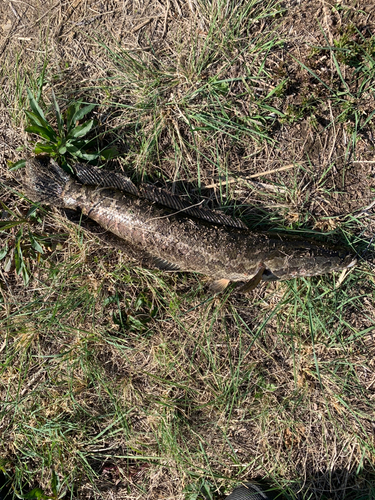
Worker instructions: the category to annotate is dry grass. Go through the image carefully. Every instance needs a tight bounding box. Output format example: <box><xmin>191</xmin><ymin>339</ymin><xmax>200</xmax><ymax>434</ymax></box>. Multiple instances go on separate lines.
<box><xmin>1</xmin><ymin>1</ymin><xmax>375</xmax><ymax>499</ymax></box>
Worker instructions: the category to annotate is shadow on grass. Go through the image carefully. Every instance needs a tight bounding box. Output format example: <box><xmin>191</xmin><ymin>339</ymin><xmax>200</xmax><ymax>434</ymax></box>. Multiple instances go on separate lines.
<box><xmin>2</xmin><ymin>467</ymin><xmax>375</xmax><ymax>500</ymax></box>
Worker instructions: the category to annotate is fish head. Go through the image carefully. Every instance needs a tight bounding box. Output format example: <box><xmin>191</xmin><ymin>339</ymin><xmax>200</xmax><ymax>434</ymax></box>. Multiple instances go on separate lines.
<box><xmin>263</xmin><ymin>245</ymin><xmax>356</xmax><ymax>281</ymax></box>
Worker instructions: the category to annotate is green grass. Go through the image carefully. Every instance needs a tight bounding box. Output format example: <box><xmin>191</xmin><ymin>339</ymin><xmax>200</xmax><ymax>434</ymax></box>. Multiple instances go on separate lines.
<box><xmin>2</xmin><ymin>249</ymin><xmax>374</xmax><ymax>498</ymax></box>
<box><xmin>88</xmin><ymin>0</ymin><xmax>286</xmax><ymax>188</ymax></box>
<box><xmin>1</xmin><ymin>0</ymin><xmax>375</xmax><ymax>499</ymax></box>
<box><xmin>291</xmin><ymin>22</ymin><xmax>375</xmax><ymax>162</ymax></box>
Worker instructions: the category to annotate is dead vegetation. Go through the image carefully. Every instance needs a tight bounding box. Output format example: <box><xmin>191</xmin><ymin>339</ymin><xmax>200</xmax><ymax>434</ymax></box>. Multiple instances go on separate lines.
<box><xmin>1</xmin><ymin>1</ymin><xmax>375</xmax><ymax>499</ymax></box>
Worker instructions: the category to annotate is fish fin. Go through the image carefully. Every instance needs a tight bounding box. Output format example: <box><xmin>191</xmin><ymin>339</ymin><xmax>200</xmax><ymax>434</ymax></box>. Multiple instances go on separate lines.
<box><xmin>73</xmin><ymin>164</ymin><xmax>246</xmax><ymax>229</ymax></box>
<box><xmin>24</xmin><ymin>157</ymin><xmax>70</xmax><ymax>206</ymax></box>
<box><xmin>140</xmin><ymin>185</ymin><xmax>247</xmax><ymax>229</ymax></box>
<box><xmin>210</xmin><ymin>278</ymin><xmax>231</xmax><ymax>293</ymax></box>
<box><xmin>237</xmin><ymin>265</ymin><xmax>266</xmax><ymax>292</ymax></box>
<box><xmin>73</xmin><ymin>163</ymin><xmax>139</xmax><ymax>196</ymax></box>
<box><xmin>152</xmin><ymin>257</ymin><xmax>180</xmax><ymax>271</ymax></box>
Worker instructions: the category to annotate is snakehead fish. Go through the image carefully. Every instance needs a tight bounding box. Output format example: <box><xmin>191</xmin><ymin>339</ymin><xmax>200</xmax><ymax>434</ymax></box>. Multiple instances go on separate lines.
<box><xmin>23</xmin><ymin>157</ymin><xmax>356</xmax><ymax>292</ymax></box>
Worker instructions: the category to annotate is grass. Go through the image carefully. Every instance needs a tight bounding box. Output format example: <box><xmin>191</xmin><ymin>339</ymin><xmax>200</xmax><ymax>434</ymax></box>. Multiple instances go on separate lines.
<box><xmin>1</xmin><ymin>0</ymin><xmax>375</xmax><ymax>499</ymax></box>
<box><xmin>292</xmin><ymin>28</ymin><xmax>375</xmax><ymax>161</ymax></box>
<box><xmin>88</xmin><ymin>0</ymin><xmax>286</xmax><ymax>188</ymax></box>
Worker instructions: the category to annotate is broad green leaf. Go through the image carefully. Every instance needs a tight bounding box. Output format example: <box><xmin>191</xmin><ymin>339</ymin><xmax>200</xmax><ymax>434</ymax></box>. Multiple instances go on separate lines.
<box><xmin>72</xmin><ymin>150</ymin><xmax>100</xmax><ymax>161</ymax></box>
<box><xmin>27</xmin><ymin>205</ymin><xmax>40</xmax><ymax>218</ymax></box>
<box><xmin>71</xmin><ymin>103</ymin><xmax>96</xmax><ymax>123</ymax></box>
<box><xmin>62</xmin><ymin>161</ymin><xmax>75</xmax><ymax>175</ymax></box>
<box><xmin>21</xmin><ymin>263</ymin><xmax>30</xmax><ymax>285</ymax></box>
<box><xmin>64</xmin><ymin>142</ymin><xmax>79</xmax><ymax>154</ymax></box>
<box><xmin>25</xmin><ymin>125</ymin><xmax>57</xmax><ymax>142</ymax></box>
<box><xmin>23</xmin><ymin>487</ymin><xmax>52</xmax><ymax>499</ymax></box>
<box><xmin>100</xmin><ymin>147</ymin><xmax>119</xmax><ymax>160</ymax></box>
<box><xmin>58</xmin><ymin>145</ymin><xmax>67</xmax><ymax>154</ymax></box>
<box><xmin>66</xmin><ymin>142</ymin><xmax>99</xmax><ymax>160</ymax></box>
<box><xmin>33</xmin><ymin>143</ymin><xmax>56</xmax><ymax>154</ymax></box>
<box><xmin>66</xmin><ymin>102</ymin><xmax>80</xmax><ymax>132</ymax></box>
<box><xmin>14</xmin><ymin>247</ymin><xmax>22</xmax><ymax>275</ymax></box>
<box><xmin>51</xmin><ymin>89</ymin><xmax>64</xmax><ymax>136</ymax></box>
<box><xmin>29</xmin><ymin>231</ymin><xmax>44</xmax><ymax>254</ymax></box>
<box><xmin>24</xmin><ymin>110</ymin><xmax>53</xmax><ymax>131</ymax></box>
<box><xmin>27</xmin><ymin>88</ymin><xmax>47</xmax><ymax>123</ymax></box>
<box><xmin>68</xmin><ymin>139</ymin><xmax>86</xmax><ymax>149</ymax></box>
<box><xmin>69</xmin><ymin>119</ymin><xmax>93</xmax><ymax>139</ymax></box>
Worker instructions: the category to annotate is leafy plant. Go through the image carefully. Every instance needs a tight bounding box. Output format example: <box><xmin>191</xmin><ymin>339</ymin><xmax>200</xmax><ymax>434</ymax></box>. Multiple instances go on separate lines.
<box><xmin>24</xmin><ymin>89</ymin><xmax>117</xmax><ymax>170</ymax></box>
<box><xmin>105</xmin><ymin>291</ymin><xmax>158</xmax><ymax>335</ymax></box>
<box><xmin>0</xmin><ymin>204</ymin><xmax>47</xmax><ymax>285</ymax></box>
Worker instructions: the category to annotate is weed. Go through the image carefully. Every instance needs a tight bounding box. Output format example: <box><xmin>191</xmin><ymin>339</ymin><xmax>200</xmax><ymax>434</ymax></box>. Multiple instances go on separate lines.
<box><xmin>283</xmin><ymin>96</ymin><xmax>321</xmax><ymax>124</ymax></box>
<box><xmin>0</xmin><ymin>202</ymin><xmax>48</xmax><ymax>285</ymax></box>
<box><xmin>294</xmin><ymin>24</ymin><xmax>375</xmax><ymax>158</ymax></box>
<box><xmin>23</xmin><ymin>89</ymin><xmax>118</xmax><ymax>170</ymax></box>
<box><xmin>334</xmin><ymin>24</ymin><xmax>375</xmax><ymax>69</ymax></box>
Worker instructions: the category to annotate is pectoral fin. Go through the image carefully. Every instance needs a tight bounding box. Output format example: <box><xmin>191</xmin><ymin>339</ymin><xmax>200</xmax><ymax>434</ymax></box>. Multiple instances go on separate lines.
<box><xmin>237</xmin><ymin>264</ymin><xmax>266</xmax><ymax>292</ymax></box>
<box><xmin>210</xmin><ymin>278</ymin><xmax>231</xmax><ymax>293</ymax></box>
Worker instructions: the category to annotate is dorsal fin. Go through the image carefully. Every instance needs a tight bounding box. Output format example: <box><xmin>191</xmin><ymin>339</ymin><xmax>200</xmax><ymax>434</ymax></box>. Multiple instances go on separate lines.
<box><xmin>73</xmin><ymin>163</ymin><xmax>139</xmax><ymax>196</ymax></box>
<box><xmin>72</xmin><ymin>163</ymin><xmax>247</xmax><ymax>229</ymax></box>
<box><xmin>152</xmin><ymin>257</ymin><xmax>180</xmax><ymax>271</ymax></box>
<box><xmin>139</xmin><ymin>185</ymin><xmax>247</xmax><ymax>229</ymax></box>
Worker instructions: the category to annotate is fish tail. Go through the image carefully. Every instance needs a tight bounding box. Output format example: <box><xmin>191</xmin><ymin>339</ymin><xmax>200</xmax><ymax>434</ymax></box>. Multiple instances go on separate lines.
<box><xmin>24</xmin><ymin>157</ymin><xmax>72</xmax><ymax>206</ymax></box>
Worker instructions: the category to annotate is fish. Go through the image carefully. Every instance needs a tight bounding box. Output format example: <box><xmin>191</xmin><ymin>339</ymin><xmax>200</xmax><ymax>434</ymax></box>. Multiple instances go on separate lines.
<box><xmin>22</xmin><ymin>157</ymin><xmax>356</xmax><ymax>292</ymax></box>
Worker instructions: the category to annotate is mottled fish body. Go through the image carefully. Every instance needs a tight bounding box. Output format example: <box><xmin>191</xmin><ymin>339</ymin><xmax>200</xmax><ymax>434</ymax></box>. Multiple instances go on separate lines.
<box><xmin>23</xmin><ymin>158</ymin><xmax>356</xmax><ymax>291</ymax></box>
